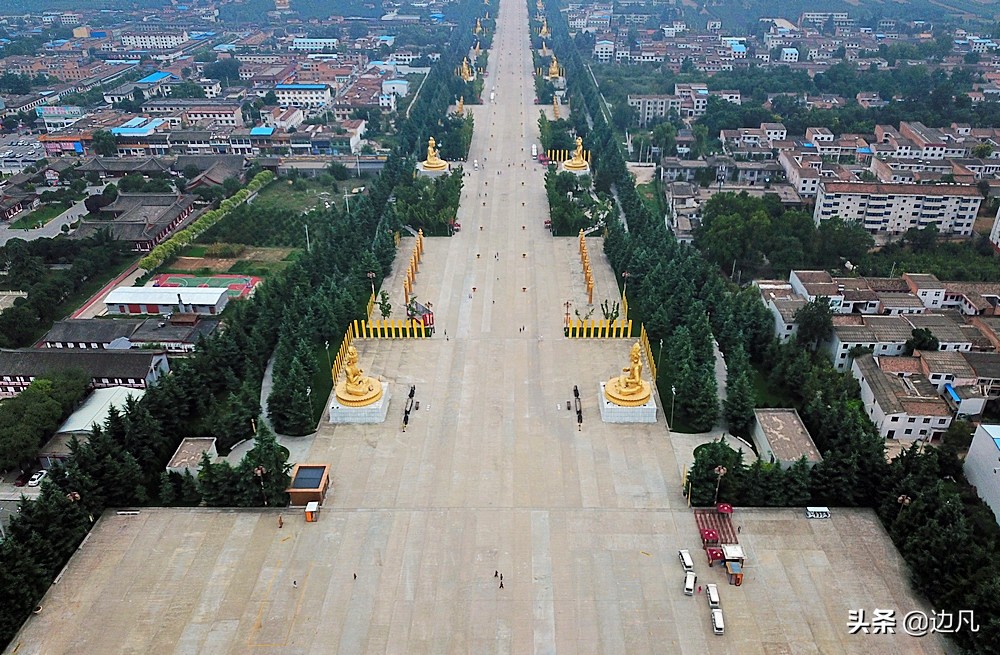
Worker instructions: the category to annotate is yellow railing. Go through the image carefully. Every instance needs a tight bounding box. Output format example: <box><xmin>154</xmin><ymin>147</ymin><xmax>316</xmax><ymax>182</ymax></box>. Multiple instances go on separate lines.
<box><xmin>366</xmin><ymin>291</ymin><xmax>376</xmax><ymax>319</ymax></box>
<box><xmin>354</xmin><ymin>318</ymin><xmax>430</xmax><ymax>339</ymax></box>
<box><xmin>402</xmin><ymin>229</ymin><xmax>425</xmax><ymax>302</ymax></box>
<box><xmin>330</xmin><ymin>323</ymin><xmax>357</xmax><ymax>387</ymax></box>
<box><xmin>547</xmin><ymin>149</ymin><xmax>591</xmax><ymax>163</ymax></box>
<box><xmin>565</xmin><ymin>318</ymin><xmax>632</xmax><ymax>338</ymax></box>
<box><xmin>639</xmin><ymin>323</ymin><xmax>656</xmax><ymax>383</ymax></box>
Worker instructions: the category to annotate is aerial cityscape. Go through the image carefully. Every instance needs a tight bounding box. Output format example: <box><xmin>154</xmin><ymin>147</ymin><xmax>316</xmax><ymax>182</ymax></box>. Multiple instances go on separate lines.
<box><xmin>1</xmin><ymin>0</ymin><xmax>1000</xmax><ymax>652</ymax></box>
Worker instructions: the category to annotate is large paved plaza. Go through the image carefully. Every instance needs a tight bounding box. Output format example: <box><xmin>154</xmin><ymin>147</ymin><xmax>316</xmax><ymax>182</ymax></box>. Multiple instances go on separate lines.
<box><xmin>4</xmin><ymin>0</ymin><xmax>949</xmax><ymax>652</ymax></box>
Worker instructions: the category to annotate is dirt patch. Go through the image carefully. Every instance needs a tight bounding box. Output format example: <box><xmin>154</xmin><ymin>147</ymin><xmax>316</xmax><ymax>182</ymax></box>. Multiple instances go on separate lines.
<box><xmin>627</xmin><ymin>163</ymin><xmax>657</xmax><ymax>185</ymax></box>
<box><xmin>171</xmin><ymin>256</ymin><xmax>235</xmax><ymax>272</ymax></box>
<box><xmin>245</xmin><ymin>247</ymin><xmax>296</xmax><ymax>262</ymax></box>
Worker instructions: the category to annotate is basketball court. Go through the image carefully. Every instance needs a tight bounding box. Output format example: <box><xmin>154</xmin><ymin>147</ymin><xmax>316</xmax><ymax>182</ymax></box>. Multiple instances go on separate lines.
<box><xmin>150</xmin><ymin>273</ymin><xmax>261</xmax><ymax>299</ymax></box>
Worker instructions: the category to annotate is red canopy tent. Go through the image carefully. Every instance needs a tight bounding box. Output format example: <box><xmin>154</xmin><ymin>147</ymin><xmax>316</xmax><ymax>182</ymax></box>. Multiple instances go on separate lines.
<box><xmin>700</xmin><ymin>528</ymin><xmax>719</xmax><ymax>545</ymax></box>
<box><xmin>716</xmin><ymin>503</ymin><xmax>733</xmax><ymax>514</ymax></box>
<box><xmin>706</xmin><ymin>547</ymin><xmax>724</xmax><ymax>566</ymax></box>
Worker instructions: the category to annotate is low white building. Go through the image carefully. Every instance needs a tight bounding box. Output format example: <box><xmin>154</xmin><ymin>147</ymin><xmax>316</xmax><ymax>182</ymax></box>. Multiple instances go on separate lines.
<box><xmin>964</xmin><ymin>424</ymin><xmax>1000</xmax><ymax>524</ymax></box>
<box><xmin>752</xmin><ymin>408</ymin><xmax>823</xmax><ymax>468</ymax></box>
<box><xmin>38</xmin><ymin>386</ymin><xmax>146</xmax><ymax>468</ymax></box>
<box><xmin>852</xmin><ymin>354</ymin><xmax>953</xmax><ymax>441</ymax></box>
<box><xmin>166</xmin><ymin>437</ymin><xmax>217</xmax><ymax>476</ymax></box>
<box><xmin>104</xmin><ymin>287</ymin><xmax>229</xmax><ymax>316</ymax></box>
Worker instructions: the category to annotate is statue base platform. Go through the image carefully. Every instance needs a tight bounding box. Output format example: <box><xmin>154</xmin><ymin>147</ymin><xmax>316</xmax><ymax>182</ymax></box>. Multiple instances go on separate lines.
<box><xmin>329</xmin><ymin>383</ymin><xmax>392</xmax><ymax>424</ymax></box>
<box><xmin>561</xmin><ymin>162</ymin><xmax>590</xmax><ymax>176</ymax></box>
<box><xmin>417</xmin><ymin>162</ymin><xmax>450</xmax><ymax>178</ymax></box>
<box><xmin>598</xmin><ymin>382</ymin><xmax>657</xmax><ymax>423</ymax></box>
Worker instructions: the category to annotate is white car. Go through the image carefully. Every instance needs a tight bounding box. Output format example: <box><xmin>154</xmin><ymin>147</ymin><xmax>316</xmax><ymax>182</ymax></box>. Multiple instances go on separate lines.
<box><xmin>27</xmin><ymin>470</ymin><xmax>47</xmax><ymax>487</ymax></box>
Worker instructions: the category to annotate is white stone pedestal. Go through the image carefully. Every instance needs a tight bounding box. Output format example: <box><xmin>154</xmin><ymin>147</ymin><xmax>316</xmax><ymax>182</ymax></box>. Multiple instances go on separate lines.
<box><xmin>329</xmin><ymin>383</ymin><xmax>392</xmax><ymax>424</ymax></box>
<box><xmin>598</xmin><ymin>382</ymin><xmax>657</xmax><ymax>423</ymax></box>
<box><xmin>416</xmin><ymin>164</ymin><xmax>450</xmax><ymax>178</ymax></box>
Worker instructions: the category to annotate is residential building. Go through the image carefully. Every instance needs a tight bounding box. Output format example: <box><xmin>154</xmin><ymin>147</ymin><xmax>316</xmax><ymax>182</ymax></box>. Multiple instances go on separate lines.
<box><xmin>814</xmin><ymin>182</ymin><xmax>982</xmax><ymax>236</ymax></box>
<box><xmin>0</xmin><ymin>349</ymin><xmax>169</xmax><ymax>398</ymax></box>
<box><xmin>121</xmin><ymin>32</ymin><xmax>189</xmax><ymax>50</ymax></box>
<box><xmin>289</xmin><ymin>38</ymin><xmax>339</xmax><ymax>52</ymax></box>
<box><xmin>274</xmin><ymin>83</ymin><xmax>332</xmax><ymax>108</ymax></box>
<box><xmin>852</xmin><ymin>354</ymin><xmax>953</xmax><ymax>440</ymax></box>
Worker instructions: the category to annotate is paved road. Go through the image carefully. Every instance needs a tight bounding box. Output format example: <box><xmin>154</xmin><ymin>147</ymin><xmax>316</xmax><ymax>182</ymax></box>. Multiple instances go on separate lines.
<box><xmin>0</xmin><ymin>185</ymin><xmax>105</xmax><ymax>247</ymax></box>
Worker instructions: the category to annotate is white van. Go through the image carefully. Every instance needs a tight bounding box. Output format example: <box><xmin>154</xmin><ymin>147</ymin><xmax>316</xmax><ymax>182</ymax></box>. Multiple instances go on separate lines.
<box><xmin>678</xmin><ymin>549</ymin><xmax>694</xmax><ymax>572</ymax></box>
<box><xmin>531</xmin><ymin>143</ymin><xmax>538</xmax><ymax>159</ymax></box>
<box><xmin>683</xmin><ymin>571</ymin><xmax>697</xmax><ymax>596</ymax></box>
<box><xmin>706</xmin><ymin>583</ymin><xmax>720</xmax><ymax>609</ymax></box>
<box><xmin>473</xmin><ymin>159</ymin><xmax>479</xmax><ymax>170</ymax></box>
<box><xmin>711</xmin><ymin>608</ymin><xmax>725</xmax><ymax>635</ymax></box>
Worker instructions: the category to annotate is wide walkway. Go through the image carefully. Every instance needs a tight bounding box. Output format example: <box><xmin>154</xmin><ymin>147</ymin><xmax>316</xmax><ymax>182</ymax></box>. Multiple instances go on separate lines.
<box><xmin>4</xmin><ymin>2</ymin><xmax>947</xmax><ymax>653</ymax></box>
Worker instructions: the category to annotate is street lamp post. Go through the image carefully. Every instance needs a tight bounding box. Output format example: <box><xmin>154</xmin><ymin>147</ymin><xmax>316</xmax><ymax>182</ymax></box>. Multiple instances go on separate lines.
<box><xmin>656</xmin><ymin>338</ymin><xmax>663</xmax><ymax>380</ymax></box>
<box><xmin>564</xmin><ymin>300</ymin><xmax>572</xmax><ymax>327</ymax></box>
<box><xmin>713</xmin><ymin>465</ymin><xmax>727</xmax><ymax>505</ymax></box>
<box><xmin>670</xmin><ymin>385</ymin><xmax>676</xmax><ymax>429</ymax></box>
<box><xmin>367</xmin><ymin>271</ymin><xmax>376</xmax><ymax>296</ymax></box>
<box><xmin>324</xmin><ymin>340</ymin><xmax>332</xmax><ymax>373</ymax></box>
<box><xmin>621</xmin><ymin>270</ymin><xmax>631</xmax><ymax>298</ymax></box>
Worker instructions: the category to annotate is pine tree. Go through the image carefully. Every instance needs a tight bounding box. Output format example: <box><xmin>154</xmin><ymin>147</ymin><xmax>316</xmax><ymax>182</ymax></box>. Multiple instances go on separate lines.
<box><xmin>723</xmin><ymin>367</ymin><xmax>756</xmax><ymax>438</ymax></box>
<box><xmin>159</xmin><ymin>471</ymin><xmax>177</xmax><ymax>505</ymax></box>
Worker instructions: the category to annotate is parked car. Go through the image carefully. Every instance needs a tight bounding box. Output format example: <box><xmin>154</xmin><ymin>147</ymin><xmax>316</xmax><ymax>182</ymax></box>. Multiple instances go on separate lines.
<box><xmin>27</xmin><ymin>470</ymin><xmax>47</xmax><ymax>487</ymax></box>
<box><xmin>14</xmin><ymin>472</ymin><xmax>30</xmax><ymax>487</ymax></box>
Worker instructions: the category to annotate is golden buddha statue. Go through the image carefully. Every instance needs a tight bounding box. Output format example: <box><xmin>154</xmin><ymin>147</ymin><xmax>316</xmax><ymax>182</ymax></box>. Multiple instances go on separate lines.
<box><xmin>455</xmin><ymin>96</ymin><xmax>465</xmax><ymax>115</ymax></box>
<box><xmin>553</xmin><ymin>97</ymin><xmax>560</xmax><ymax>119</ymax></box>
<box><xmin>335</xmin><ymin>345</ymin><xmax>384</xmax><ymax>407</ymax></box>
<box><xmin>548</xmin><ymin>53</ymin><xmax>560</xmax><ymax>78</ymax></box>
<box><xmin>460</xmin><ymin>56</ymin><xmax>474</xmax><ymax>82</ymax></box>
<box><xmin>422</xmin><ymin>136</ymin><xmax>447</xmax><ymax>171</ymax></box>
<box><xmin>563</xmin><ymin>136</ymin><xmax>590</xmax><ymax>171</ymax></box>
<box><xmin>475</xmin><ymin>18</ymin><xmax>483</xmax><ymax>35</ymax></box>
<box><xmin>604</xmin><ymin>342</ymin><xmax>651</xmax><ymax>407</ymax></box>
<box><xmin>540</xmin><ymin>18</ymin><xmax>550</xmax><ymax>38</ymax></box>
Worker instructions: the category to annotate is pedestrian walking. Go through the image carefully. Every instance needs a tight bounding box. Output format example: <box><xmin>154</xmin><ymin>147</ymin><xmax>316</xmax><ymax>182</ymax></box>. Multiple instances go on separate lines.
<box><xmin>500</xmin><ymin>574</ymin><xmax>503</xmax><ymax>582</ymax></box>
<box><xmin>354</xmin><ymin>573</ymin><xmax>357</xmax><ymax>580</ymax></box>
<box><xmin>278</xmin><ymin>515</ymin><xmax>283</xmax><ymax>529</ymax></box>
<box><xmin>495</xmin><ymin>570</ymin><xmax>499</xmax><ymax>578</ymax></box>
<box><xmin>737</xmin><ymin>526</ymin><xmax>742</xmax><ymax>534</ymax></box>
<box><xmin>697</xmin><ymin>586</ymin><xmax>702</xmax><ymax>594</ymax></box>
<box><xmin>499</xmin><ymin>581</ymin><xmax>504</xmax><ymax>589</ymax></box>
<box><xmin>293</xmin><ymin>580</ymin><xmax>297</xmax><ymax>588</ymax></box>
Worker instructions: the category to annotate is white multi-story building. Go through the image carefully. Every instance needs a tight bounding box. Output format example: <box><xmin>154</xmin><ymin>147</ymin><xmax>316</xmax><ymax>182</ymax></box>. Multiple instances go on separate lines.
<box><xmin>814</xmin><ymin>182</ymin><xmax>982</xmax><ymax>236</ymax></box>
<box><xmin>990</xmin><ymin>204</ymin><xmax>1000</xmax><ymax>253</ymax></box>
<box><xmin>593</xmin><ymin>40</ymin><xmax>615</xmax><ymax>63</ymax></box>
<box><xmin>781</xmin><ymin>48</ymin><xmax>799</xmax><ymax>63</ymax></box>
<box><xmin>852</xmin><ymin>354</ymin><xmax>953</xmax><ymax>441</ymax></box>
<box><xmin>121</xmin><ymin>32</ymin><xmax>189</xmax><ymax>50</ymax></box>
<box><xmin>274</xmin><ymin>83</ymin><xmax>333</xmax><ymax>108</ymax></box>
<box><xmin>965</xmin><ymin>424</ymin><xmax>1000</xmax><ymax>524</ymax></box>
<box><xmin>289</xmin><ymin>38</ymin><xmax>340</xmax><ymax>51</ymax></box>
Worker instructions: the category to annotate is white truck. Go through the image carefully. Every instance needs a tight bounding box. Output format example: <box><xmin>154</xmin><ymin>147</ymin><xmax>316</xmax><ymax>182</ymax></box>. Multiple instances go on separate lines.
<box><xmin>531</xmin><ymin>144</ymin><xmax>538</xmax><ymax>160</ymax></box>
<box><xmin>473</xmin><ymin>159</ymin><xmax>479</xmax><ymax>170</ymax></box>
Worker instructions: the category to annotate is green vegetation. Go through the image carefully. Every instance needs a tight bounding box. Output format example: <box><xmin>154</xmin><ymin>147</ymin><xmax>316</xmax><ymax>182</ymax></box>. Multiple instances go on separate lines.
<box><xmin>252</xmin><ymin>176</ymin><xmax>341</xmax><ymax>213</ymax></box>
<box><xmin>0</xmin><ymin>233</ymin><xmax>134</xmax><ymax>347</ymax></box>
<box><xmin>10</xmin><ymin>203</ymin><xmax>68</xmax><ymax>230</ymax></box>
<box><xmin>0</xmin><ymin>372</ymin><xmax>89</xmax><ymax>470</ymax></box>
<box><xmin>545</xmin><ymin>168</ymin><xmax>612</xmax><ymax>236</ymax></box>
<box><xmin>391</xmin><ymin>169</ymin><xmax>464</xmax><ymax>236</ymax></box>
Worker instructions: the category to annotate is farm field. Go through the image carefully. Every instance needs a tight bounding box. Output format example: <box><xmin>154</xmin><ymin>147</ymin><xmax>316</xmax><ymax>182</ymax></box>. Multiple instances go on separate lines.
<box><xmin>162</xmin><ymin>244</ymin><xmax>301</xmax><ymax>278</ymax></box>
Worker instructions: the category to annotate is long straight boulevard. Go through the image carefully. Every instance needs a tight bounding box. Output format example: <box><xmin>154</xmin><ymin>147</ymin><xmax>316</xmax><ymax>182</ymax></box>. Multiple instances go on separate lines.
<box><xmin>4</xmin><ymin>1</ymin><xmax>948</xmax><ymax>653</ymax></box>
